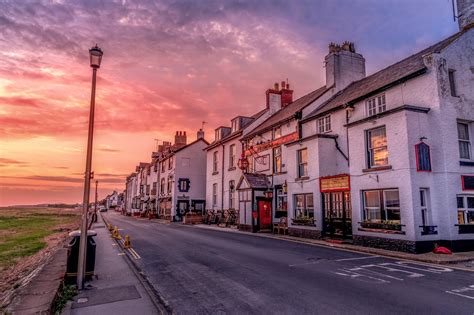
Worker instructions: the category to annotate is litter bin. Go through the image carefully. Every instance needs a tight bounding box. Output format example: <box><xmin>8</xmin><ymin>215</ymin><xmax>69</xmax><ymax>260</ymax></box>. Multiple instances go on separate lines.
<box><xmin>66</xmin><ymin>230</ymin><xmax>97</xmax><ymax>282</ymax></box>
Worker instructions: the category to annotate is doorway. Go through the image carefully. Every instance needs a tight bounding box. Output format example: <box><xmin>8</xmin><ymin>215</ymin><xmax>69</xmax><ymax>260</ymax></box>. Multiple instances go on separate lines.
<box><xmin>176</xmin><ymin>200</ymin><xmax>189</xmax><ymax>221</ymax></box>
<box><xmin>322</xmin><ymin>191</ymin><xmax>352</xmax><ymax>239</ymax></box>
<box><xmin>257</xmin><ymin>198</ymin><xmax>272</xmax><ymax>231</ymax></box>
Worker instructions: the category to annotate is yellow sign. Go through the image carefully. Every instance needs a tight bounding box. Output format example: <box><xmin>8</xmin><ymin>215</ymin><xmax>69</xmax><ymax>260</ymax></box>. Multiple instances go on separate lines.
<box><xmin>320</xmin><ymin>175</ymin><xmax>350</xmax><ymax>192</ymax></box>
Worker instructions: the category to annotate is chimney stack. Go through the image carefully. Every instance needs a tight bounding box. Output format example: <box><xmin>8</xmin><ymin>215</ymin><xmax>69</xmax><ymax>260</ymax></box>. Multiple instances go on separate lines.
<box><xmin>280</xmin><ymin>80</ymin><xmax>293</xmax><ymax>107</ymax></box>
<box><xmin>457</xmin><ymin>0</ymin><xmax>474</xmax><ymax>31</ymax></box>
<box><xmin>197</xmin><ymin>129</ymin><xmax>205</xmax><ymax>140</ymax></box>
<box><xmin>325</xmin><ymin>41</ymin><xmax>365</xmax><ymax>92</ymax></box>
<box><xmin>174</xmin><ymin>131</ymin><xmax>187</xmax><ymax>146</ymax></box>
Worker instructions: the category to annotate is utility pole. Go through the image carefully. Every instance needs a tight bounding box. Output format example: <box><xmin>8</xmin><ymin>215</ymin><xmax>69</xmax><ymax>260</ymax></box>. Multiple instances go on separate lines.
<box><xmin>94</xmin><ymin>180</ymin><xmax>98</xmax><ymax>222</ymax></box>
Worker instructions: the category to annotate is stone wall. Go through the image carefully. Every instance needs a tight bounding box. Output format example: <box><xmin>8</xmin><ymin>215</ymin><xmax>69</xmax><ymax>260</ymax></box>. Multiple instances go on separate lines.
<box><xmin>288</xmin><ymin>227</ymin><xmax>322</xmax><ymax>239</ymax></box>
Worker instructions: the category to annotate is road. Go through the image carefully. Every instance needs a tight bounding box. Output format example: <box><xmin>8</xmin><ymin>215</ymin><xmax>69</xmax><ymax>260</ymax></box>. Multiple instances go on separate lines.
<box><xmin>104</xmin><ymin>212</ymin><xmax>474</xmax><ymax>314</ymax></box>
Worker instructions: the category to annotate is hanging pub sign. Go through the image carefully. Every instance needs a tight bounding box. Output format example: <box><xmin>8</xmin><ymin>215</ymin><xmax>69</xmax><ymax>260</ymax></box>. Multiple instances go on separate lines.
<box><xmin>245</xmin><ymin>132</ymin><xmax>298</xmax><ymax>156</ymax></box>
<box><xmin>177</xmin><ymin>178</ymin><xmax>190</xmax><ymax>192</ymax></box>
<box><xmin>320</xmin><ymin>174</ymin><xmax>350</xmax><ymax>192</ymax></box>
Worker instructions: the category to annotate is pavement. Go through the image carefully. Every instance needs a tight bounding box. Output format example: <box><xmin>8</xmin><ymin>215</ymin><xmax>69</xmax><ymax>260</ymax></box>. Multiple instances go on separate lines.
<box><xmin>62</xmin><ymin>215</ymin><xmax>161</xmax><ymax>315</ymax></box>
<box><xmin>104</xmin><ymin>211</ymin><xmax>474</xmax><ymax>315</ymax></box>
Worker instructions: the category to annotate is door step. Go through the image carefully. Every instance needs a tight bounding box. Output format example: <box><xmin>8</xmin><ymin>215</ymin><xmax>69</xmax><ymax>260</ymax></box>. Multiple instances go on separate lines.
<box><xmin>323</xmin><ymin>238</ymin><xmax>353</xmax><ymax>245</ymax></box>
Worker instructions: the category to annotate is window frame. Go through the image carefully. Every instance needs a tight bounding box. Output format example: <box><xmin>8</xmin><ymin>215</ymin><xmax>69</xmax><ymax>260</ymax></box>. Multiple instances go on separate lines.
<box><xmin>294</xmin><ymin>193</ymin><xmax>314</xmax><ymax>218</ymax></box>
<box><xmin>458</xmin><ymin>121</ymin><xmax>472</xmax><ymax>160</ymax></box>
<box><xmin>229</xmin><ymin>180</ymin><xmax>235</xmax><ymax>209</ymax></box>
<box><xmin>212</xmin><ymin>183</ymin><xmax>218</xmax><ymax>207</ymax></box>
<box><xmin>317</xmin><ymin>115</ymin><xmax>331</xmax><ymax>133</ymax></box>
<box><xmin>457</xmin><ymin>195</ymin><xmax>474</xmax><ymax>225</ymax></box>
<box><xmin>297</xmin><ymin>148</ymin><xmax>308</xmax><ymax>178</ymax></box>
<box><xmin>213</xmin><ymin>151</ymin><xmax>219</xmax><ymax>173</ymax></box>
<box><xmin>362</xmin><ymin>188</ymin><xmax>401</xmax><ymax>224</ymax></box>
<box><xmin>366</xmin><ymin>126</ymin><xmax>388</xmax><ymax>168</ymax></box>
<box><xmin>273</xmin><ymin>126</ymin><xmax>282</xmax><ymax>139</ymax></box>
<box><xmin>168</xmin><ymin>156</ymin><xmax>173</xmax><ymax>170</ymax></box>
<box><xmin>229</xmin><ymin>144</ymin><xmax>236</xmax><ymax>169</ymax></box>
<box><xmin>366</xmin><ymin>94</ymin><xmax>386</xmax><ymax>117</ymax></box>
<box><xmin>273</xmin><ymin>146</ymin><xmax>282</xmax><ymax>174</ymax></box>
<box><xmin>448</xmin><ymin>69</ymin><xmax>457</xmax><ymax>97</ymax></box>
<box><xmin>420</xmin><ymin>188</ymin><xmax>432</xmax><ymax>226</ymax></box>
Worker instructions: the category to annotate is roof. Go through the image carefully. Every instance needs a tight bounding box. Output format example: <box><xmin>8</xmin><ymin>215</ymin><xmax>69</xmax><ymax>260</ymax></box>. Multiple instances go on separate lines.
<box><xmin>206</xmin><ymin>108</ymin><xmax>269</xmax><ymax>150</ymax></box>
<box><xmin>237</xmin><ymin>173</ymin><xmax>270</xmax><ymax>190</ymax></box>
<box><xmin>161</xmin><ymin>138</ymin><xmax>210</xmax><ymax>158</ymax></box>
<box><xmin>243</xmin><ymin>86</ymin><xmax>328</xmax><ymax>139</ymax></box>
<box><xmin>305</xmin><ymin>30</ymin><xmax>465</xmax><ymax>120</ymax></box>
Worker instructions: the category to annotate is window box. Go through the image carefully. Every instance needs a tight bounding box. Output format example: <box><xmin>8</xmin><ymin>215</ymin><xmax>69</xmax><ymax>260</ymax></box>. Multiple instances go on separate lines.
<box><xmin>455</xmin><ymin>224</ymin><xmax>474</xmax><ymax>234</ymax></box>
<box><xmin>360</xmin><ymin>221</ymin><xmax>403</xmax><ymax>231</ymax></box>
<box><xmin>419</xmin><ymin>225</ymin><xmax>438</xmax><ymax>235</ymax></box>
<box><xmin>291</xmin><ymin>217</ymin><xmax>316</xmax><ymax>226</ymax></box>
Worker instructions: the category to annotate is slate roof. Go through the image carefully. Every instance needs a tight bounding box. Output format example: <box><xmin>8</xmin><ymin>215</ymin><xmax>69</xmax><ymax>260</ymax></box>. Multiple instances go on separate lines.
<box><xmin>238</xmin><ymin>173</ymin><xmax>270</xmax><ymax>189</ymax></box>
<box><xmin>305</xmin><ymin>30</ymin><xmax>465</xmax><ymax>120</ymax></box>
<box><xmin>206</xmin><ymin>108</ymin><xmax>269</xmax><ymax>150</ymax></box>
<box><xmin>243</xmin><ymin>85</ymin><xmax>329</xmax><ymax>139</ymax></box>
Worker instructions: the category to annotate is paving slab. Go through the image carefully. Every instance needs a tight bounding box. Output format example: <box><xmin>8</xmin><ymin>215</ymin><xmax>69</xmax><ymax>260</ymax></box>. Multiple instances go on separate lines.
<box><xmin>65</xmin><ymin>215</ymin><xmax>159</xmax><ymax>315</ymax></box>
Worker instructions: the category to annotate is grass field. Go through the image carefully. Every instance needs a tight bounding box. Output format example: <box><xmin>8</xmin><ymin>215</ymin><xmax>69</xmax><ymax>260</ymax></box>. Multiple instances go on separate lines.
<box><xmin>0</xmin><ymin>207</ymin><xmax>80</xmax><ymax>270</ymax></box>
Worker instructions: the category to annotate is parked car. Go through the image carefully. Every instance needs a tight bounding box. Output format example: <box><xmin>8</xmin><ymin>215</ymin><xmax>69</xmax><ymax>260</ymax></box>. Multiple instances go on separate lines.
<box><xmin>98</xmin><ymin>205</ymin><xmax>107</xmax><ymax>212</ymax></box>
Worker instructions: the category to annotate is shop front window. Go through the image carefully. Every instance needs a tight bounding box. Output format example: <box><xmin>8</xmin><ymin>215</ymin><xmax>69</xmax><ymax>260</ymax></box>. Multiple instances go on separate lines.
<box><xmin>275</xmin><ymin>187</ymin><xmax>287</xmax><ymax>218</ymax></box>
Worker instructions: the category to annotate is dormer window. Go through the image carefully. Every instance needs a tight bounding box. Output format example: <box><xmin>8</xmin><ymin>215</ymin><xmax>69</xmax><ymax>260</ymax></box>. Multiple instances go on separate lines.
<box><xmin>366</xmin><ymin>94</ymin><xmax>386</xmax><ymax>117</ymax></box>
<box><xmin>273</xmin><ymin>126</ymin><xmax>282</xmax><ymax>139</ymax></box>
<box><xmin>231</xmin><ymin>119</ymin><xmax>239</xmax><ymax>133</ymax></box>
<box><xmin>215</xmin><ymin>129</ymin><xmax>221</xmax><ymax>141</ymax></box>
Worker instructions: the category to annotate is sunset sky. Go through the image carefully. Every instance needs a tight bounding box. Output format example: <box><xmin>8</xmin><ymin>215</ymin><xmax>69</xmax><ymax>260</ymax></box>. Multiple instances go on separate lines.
<box><xmin>0</xmin><ymin>0</ymin><xmax>459</xmax><ymax>206</ymax></box>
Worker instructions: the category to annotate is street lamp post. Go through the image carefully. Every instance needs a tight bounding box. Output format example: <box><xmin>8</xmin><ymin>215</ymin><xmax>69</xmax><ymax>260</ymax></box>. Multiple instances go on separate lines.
<box><xmin>77</xmin><ymin>44</ymin><xmax>103</xmax><ymax>290</ymax></box>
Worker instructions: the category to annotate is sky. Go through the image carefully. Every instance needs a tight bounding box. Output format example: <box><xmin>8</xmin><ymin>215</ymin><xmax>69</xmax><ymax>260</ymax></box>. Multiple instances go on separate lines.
<box><xmin>0</xmin><ymin>0</ymin><xmax>459</xmax><ymax>206</ymax></box>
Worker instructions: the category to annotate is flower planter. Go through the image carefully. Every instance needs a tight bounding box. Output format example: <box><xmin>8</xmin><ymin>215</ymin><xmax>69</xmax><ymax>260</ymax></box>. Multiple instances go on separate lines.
<box><xmin>183</xmin><ymin>213</ymin><xmax>203</xmax><ymax>225</ymax></box>
<box><xmin>291</xmin><ymin>218</ymin><xmax>316</xmax><ymax>226</ymax></box>
<box><xmin>360</xmin><ymin>222</ymin><xmax>403</xmax><ymax>231</ymax></box>
<box><xmin>456</xmin><ymin>224</ymin><xmax>474</xmax><ymax>234</ymax></box>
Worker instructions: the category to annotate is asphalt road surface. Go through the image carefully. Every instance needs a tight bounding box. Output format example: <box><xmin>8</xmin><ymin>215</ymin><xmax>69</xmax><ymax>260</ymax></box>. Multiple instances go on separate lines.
<box><xmin>104</xmin><ymin>212</ymin><xmax>474</xmax><ymax>314</ymax></box>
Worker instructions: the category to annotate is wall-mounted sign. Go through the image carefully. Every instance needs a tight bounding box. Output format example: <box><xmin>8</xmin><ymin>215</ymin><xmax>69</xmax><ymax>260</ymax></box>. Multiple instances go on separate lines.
<box><xmin>178</xmin><ymin>178</ymin><xmax>190</xmax><ymax>192</ymax></box>
<box><xmin>245</xmin><ymin>132</ymin><xmax>298</xmax><ymax>156</ymax></box>
<box><xmin>320</xmin><ymin>174</ymin><xmax>350</xmax><ymax>192</ymax></box>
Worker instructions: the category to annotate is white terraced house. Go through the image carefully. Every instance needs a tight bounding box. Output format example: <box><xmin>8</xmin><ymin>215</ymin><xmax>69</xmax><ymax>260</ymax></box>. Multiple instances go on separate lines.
<box><xmin>206</xmin><ymin>1</ymin><xmax>474</xmax><ymax>253</ymax></box>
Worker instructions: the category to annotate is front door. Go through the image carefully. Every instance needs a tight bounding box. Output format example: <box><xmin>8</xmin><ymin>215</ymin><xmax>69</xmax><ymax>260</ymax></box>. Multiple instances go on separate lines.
<box><xmin>176</xmin><ymin>200</ymin><xmax>189</xmax><ymax>221</ymax></box>
<box><xmin>323</xmin><ymin>191</ymin><xmax>352</xmax><ymax>238</ymax></box>
<box><xmin>258</xmin><ymin>200</ymin><xmax>272</xmax><ymax>230</ymax></box>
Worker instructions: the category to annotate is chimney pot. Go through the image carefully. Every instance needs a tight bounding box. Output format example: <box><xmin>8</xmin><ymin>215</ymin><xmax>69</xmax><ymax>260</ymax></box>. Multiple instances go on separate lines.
<box><xmin>274</xmin><ymin>82</ymin><xmax>279</xmax><ymax>90</ymax></box>
<box><xmin>281</xmin><ymin>81</ymin><xmax>286</xmax><ymax>89</ymax></box>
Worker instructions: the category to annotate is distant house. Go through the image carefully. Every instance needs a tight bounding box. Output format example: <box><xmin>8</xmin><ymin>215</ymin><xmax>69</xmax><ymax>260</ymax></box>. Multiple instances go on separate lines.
<box><xmin>157</xmin><ymin>131</ymin><xmax>209</xmax><ymax>221</ymax></box>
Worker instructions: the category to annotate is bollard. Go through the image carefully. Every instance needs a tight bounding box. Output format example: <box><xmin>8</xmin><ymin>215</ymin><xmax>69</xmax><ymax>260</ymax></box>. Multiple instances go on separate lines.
<box><xmin>112</xmin><ymin>226</ymin><xmax>119</xmax><ymax>238</ymax></box>
<box><xmin>108</xmin><ymin>223</ymin><xmax>113</xmax><ymax>232</ymax></box>
<box><xmin>124</xmin><ymin>235</ymin><xmax>131</xmax><ymax>249</ymax></box>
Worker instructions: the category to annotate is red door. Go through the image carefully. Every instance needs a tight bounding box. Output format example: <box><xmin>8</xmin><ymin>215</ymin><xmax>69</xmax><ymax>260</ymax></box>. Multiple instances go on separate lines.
<box><xmin>258</xmin><ymin>200</ymin><xmax>272</xmax><ymax>230</ymax></box>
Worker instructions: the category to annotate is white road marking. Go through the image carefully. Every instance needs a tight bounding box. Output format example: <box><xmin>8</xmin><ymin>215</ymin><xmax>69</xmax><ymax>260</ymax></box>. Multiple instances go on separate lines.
<box><xmin>361</xmin><ymin>263</ymin><xmax>424</xmax><ymax>278</ymax></box>
<box><xmin>446</xmin><ymin>285</ymin><xmax>474</xmax><ymax>300</ymax></box>
<box><xmin>332</xmin><ymin>268</ymin><xmax>389</xmax><ymax>283</ymax></box>
<box><xmin>336</xmin><ymin>256</ymin><xmax>380</xmax><ymax>262</ymax></box>
<box><xmin>350</xmin><ymin>267</ymin><xmax>404</xmax><ymax>281</ymax></box>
